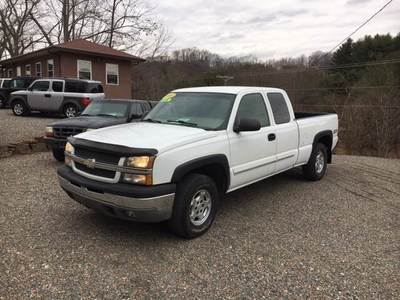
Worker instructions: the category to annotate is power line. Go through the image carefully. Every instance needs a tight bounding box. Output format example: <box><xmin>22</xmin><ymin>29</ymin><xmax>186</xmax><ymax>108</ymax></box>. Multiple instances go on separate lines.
<box><xmin>327</xmin><ymin>0</ymin><xmax>395</xmax><ymax>54</ymax></box>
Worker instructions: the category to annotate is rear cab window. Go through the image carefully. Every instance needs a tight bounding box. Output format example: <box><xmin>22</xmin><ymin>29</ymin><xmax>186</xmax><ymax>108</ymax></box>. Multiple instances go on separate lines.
<box><xmin>267</xmin><ymin>93</ymin><xmax>291</xmax><ymax>124</ymax></box>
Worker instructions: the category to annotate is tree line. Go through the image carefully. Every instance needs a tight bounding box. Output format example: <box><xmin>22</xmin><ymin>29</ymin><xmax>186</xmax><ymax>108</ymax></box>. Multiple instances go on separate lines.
<box><xmin>133</xmin><ymin>33</ymin><xmax>400</xmax><ymax>158</ymax></box>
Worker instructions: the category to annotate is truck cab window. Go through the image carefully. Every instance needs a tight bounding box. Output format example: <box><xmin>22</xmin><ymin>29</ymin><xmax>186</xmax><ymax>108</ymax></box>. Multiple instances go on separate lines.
<box><xmin>267</xmin><ymin>93</ymin><xmax>291</xmax><ymax>124</ymax></box>
<box><xmin>236</xmin><ymin>93</ymin><xmax>270</xmax><ymax>127</ymax></box>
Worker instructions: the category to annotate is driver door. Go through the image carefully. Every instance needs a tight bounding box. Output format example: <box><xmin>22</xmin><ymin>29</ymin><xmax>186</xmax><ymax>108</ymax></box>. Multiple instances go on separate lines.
<box><xmin>27</xmin><ymin>80</ymin><xmax>50</xmax><ymax>110</ymax></box>
<box><xmin>228</xmin><ymin>93</ymin><xmax>277</xmax><ymax>189</ymax></box>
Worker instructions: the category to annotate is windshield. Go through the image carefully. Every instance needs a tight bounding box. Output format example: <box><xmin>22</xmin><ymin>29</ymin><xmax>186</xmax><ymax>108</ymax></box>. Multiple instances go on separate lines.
<box><xmin>144</xmin><ymin>92</ymin><xmax>236</xmax><ymax>130</ymax></box>
<box><xmin>10</xmin><ymin>79</ymin><xmax>25</xmax><ymax>88</ymax></box>
<box><xmin>81</xmin><ymin>101</ymin><xmax>129</xmax><ymax>118</ymax></box>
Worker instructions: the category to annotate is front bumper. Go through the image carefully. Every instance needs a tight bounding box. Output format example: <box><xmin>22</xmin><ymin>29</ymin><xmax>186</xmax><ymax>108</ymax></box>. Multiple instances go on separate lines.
<box><xmin>57</xmin><ymin>166</ymin><xmax>175</xmax><ymax>222</ymax></box>
<box><xmin>44</xmin><ymin>136</ymin><xmax>66</xmax><ymax>149</ymax></box>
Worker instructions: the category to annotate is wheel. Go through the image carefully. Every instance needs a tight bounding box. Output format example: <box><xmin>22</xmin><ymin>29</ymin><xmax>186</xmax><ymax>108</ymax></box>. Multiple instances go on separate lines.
<box><xmin>63</xmin><ymin>104</ymin><xmax>78</xmax><ymax>118</ymax></box>
<box><xmin>302</xmin><ymin>143</ymin><xmax>328</xmax><ymax>181</ymax></box>
<box><xmin>11</xmin><ymin>100</ymin><xmax>29</xmax><ymax>116</ymax></box>
<box><xmin>168</xmin><ymin>174</ymin><xmax>219</xmax><ymax>238</ymax></box>
<box><xmin>52</xmin><ymin>148</ymin><xmax>65</xmax><ymax>162</ymax></box>
<box><xmin>0</xmin><ymin>96</ymin><xmax>5</xmax><ymax>108</ymax></box>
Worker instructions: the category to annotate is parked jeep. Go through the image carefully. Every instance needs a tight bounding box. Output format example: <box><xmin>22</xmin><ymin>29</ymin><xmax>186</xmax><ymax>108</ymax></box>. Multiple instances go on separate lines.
<box><xmin>0</xmin><ymin>76</ymin><xmax>38</xmax><ymax>108</ymax></box>
<box><xmin>44</xmin><ymin>99</ymin><xmax>156</xmax><ymax>161</ymax></box>
<box><xmin>10</xmin><ymin>78</ymin><xmax>105</xmax><ymax>118</ymax></box>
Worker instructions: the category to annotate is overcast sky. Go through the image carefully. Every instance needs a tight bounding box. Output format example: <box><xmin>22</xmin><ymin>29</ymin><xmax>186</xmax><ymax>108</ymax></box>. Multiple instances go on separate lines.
<box><xmin>149</xmin><ymin>0</ymin><xmax>400</xmax><ymax>60</ymax></box>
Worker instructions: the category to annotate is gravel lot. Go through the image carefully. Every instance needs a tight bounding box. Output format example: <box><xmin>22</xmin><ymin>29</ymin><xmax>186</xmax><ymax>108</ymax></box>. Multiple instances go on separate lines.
<box><xmin>0</xmin><ymin>153</ymin><xmax>399</xmax><ymax>299</ymax></box>
<box><xmin>0</xmin><ymin>109</ymin><xmax>58</xmax><ymax>145</ymax></box>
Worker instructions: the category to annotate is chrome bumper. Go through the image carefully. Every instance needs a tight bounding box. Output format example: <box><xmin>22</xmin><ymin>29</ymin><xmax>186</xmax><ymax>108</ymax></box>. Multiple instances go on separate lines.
<box><xmin>59</xmin><ymin>175</ymin><xmax>175</xmax><ymax>222</ymax></box>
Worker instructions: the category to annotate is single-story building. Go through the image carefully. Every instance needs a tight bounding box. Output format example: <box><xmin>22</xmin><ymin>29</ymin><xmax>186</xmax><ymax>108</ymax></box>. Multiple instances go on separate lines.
<box><xmin>0</xmin><ymin>39</ymin><xmax>145</xmax><ymax>98</ymax></box>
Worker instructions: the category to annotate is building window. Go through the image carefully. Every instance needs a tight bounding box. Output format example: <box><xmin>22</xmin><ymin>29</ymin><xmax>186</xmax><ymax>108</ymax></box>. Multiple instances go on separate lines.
<box><xmin>35</xmin><ymin>62</ymin><xmax>42</xmax><ymax>77</ymax></box>
<box><xmin>16</xmin><ymin>66</ymin><xmax>21</xmax><ymax>76</ymax></box>
<box><xmin>7</xmin><ymin>69</ymin><xmax>12</xmax><ymax>78</ymax></box>
<box><xmin>77</xmin><ymin>60</ymin><xmax>92</xmax><ymax>80</ymax></box>
<box><xmin>106</xmin><ymin>63</ymin><xmax>119</xmax><ymax>85</ymax></box>
<box><xmin>47</xmin><ymin>59</ymin><xmax>54</xmax><ymax>77</ymax></box>
<box><xmin>25</xmin><ymin>64</ymin><xmax>31</xmax><ymax>76</ymax></box>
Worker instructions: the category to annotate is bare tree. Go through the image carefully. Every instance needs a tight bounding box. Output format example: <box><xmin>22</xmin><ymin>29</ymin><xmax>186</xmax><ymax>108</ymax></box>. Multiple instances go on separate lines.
<box><xmin>0</xmin><ymin>0</ymin><xmax>43</xmax><ymax>58</ymax></box>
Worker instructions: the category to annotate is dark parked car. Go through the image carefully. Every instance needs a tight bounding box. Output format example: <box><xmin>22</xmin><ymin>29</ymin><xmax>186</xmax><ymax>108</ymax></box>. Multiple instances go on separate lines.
<box><xmin>44</xmin><ymin>99</ymin><xmax>157</xmax><ymax>161</ymax></box>
<box><xmin>0</xmin><ymin>76</ymin><xmax>38</xmax><ymax>108</ymax></box>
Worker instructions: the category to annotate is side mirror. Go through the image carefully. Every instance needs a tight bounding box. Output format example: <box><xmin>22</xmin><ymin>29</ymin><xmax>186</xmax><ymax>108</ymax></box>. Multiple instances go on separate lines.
<box><xmin>233</xmin><ymin>118</ymin><xmax>261</xmax><ymax>133</ymax></box>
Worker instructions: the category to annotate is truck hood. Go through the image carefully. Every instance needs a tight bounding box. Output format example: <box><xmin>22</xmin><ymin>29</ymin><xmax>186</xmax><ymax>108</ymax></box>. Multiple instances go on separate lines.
<box><xmin>74</xmin><ymin>122</ymin><xmax>217</xmax><ymax>154</ymax></box>
<box><xmin>49</xmin><ymin>116</ymin><xmax>126</xmax><ymax>129</ymax></box>
<box><xmin>10</xmin><ymin>90</ymin><xmax>27</xmax><ymax>95</ymax></box>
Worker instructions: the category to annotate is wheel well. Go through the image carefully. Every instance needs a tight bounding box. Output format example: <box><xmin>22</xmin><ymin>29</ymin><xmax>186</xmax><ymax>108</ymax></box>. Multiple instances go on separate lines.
<box><xmin>171</xmin><ymin>155</ymin><xmax>230</xmax><ymax>195</ymax></box>
<box><xmin>10</xmin><ymin>97</ymin><xmax>25</xmax><ymax>106</ymax></box>
<box><xmin>190</xmin><ymin>163</ymin><xmax>228</xmax><ymax>195</ymax></box>
<box><xmin>316</xmin><ymin>134</ymin><xmax>333</xmax><ymax>163</ymax></box>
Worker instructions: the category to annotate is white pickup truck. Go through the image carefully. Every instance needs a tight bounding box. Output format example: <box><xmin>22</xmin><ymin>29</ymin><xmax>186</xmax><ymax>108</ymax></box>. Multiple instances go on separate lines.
<box><xmin>58</xmin><ymin>86</ymin><xmax>338</xmax><ymax>238</ymax></box>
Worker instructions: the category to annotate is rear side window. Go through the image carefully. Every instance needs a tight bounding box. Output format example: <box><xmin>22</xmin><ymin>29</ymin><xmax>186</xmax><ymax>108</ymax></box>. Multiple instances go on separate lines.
<box><xmin>267</xmin><ymin>93</ymin><xmax>291</xmax><ymax>124</ymax></box>
<box><xmin>236</xmin><ymin>93</ymin><xmax>270</xmax><ymax>127</ymax></box>
<box><xmin>31</xmin><ymin>81</ymin><xmax>50</xmax><ymax>91</ymax></box>
<box><xmin>86</xmin><ymin>83</ymin><xmax>103</xmax><ymax>93</ymax></box>
<box><xmin>52</xmin><ymin>81</ymin><xmax>63</xmax><ymax>92</ymax></box>
<box><xmin>65</xmin><ymin>81</ymin><xmax>84</xmax><ymax>93</ymax></box>
<box><xmin>130</xmin><ymin>103</ymin><xmax>144</xmax><ymax>116</ymax></box>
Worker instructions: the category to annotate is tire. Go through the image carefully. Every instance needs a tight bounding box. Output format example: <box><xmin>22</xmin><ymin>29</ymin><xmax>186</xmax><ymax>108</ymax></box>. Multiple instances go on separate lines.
<box><xmin>168</xmin><ymin>174</ymin><xmax>219</xmax><ymax>239</ymax></box>
<box><xmin>11</xmin><ymin>100</ymin><xmax>29</xmax><ymax>116</ymax></box>
<box><xmin>302</xmin><ymin>143</ymin><xmax>328</xmax><ymax>181</ymax></box>
<box><xmin>52</xmin><ymin>148</ymin><xmax>65</xmax><ymax>162</ymax></box>
<box><xmin>63</xmin><ymin>103</ymin><xmax>78</xmax><ymax>118</ymax></box>
<box><xmin>0</xmin><ymin>96</ymin><xmax>5</xmax><ymax>108</ymax></box>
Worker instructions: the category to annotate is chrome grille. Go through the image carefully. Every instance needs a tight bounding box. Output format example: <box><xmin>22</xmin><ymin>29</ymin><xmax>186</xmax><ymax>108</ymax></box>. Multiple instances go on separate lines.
<box><xmin>54</xmin><ymin>127</ymin><xmax>84</xmax><ymax>139</ymax></box>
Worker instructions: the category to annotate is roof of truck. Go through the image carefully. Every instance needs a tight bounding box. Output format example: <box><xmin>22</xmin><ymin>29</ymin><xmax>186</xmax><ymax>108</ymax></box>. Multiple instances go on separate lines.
<box><xmin>173</xmin><ymin>86</ymin><xmax>285</xmax><ymax>94</ymax></box>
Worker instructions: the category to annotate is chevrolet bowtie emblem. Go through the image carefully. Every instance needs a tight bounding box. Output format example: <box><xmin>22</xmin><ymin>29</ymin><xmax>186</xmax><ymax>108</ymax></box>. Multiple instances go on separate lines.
<box><xmin>84</xmin><ymin>158</ymin><xmax>96</xmax><ymax>169</ymax></box>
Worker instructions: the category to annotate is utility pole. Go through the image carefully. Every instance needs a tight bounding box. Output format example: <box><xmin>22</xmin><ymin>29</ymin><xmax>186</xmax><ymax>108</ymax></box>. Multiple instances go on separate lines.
<box><xmin>216</xmin><ymin>75</ymin><xmax>234</xmax><ymax>86</ymax></box>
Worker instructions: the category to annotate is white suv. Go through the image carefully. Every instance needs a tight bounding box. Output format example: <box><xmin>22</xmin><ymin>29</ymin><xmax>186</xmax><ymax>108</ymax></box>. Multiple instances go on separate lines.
<box><xmin>10</xmin><ymin>78</ymin><xmax>105</xmax><ymax>118</ymax></box>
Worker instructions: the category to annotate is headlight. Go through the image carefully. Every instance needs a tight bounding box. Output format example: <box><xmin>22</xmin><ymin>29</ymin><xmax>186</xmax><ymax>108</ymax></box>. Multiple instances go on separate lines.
<box><xmin>64</xmin><ymin>142</ymin><xmax>74</xmax><ymax>167</ymax></box>
<box><xmin>125</xmin><ymin>156</ymin><xmax>154</xmax><ymax>169</ymax></box>
<box><xmin>122</xmin><ymin>156</ymin><xmax>154</xmax><ymax>185</ymax></box>
<box><xmin>45</xmin><ymin>126</ymin><xmax>53</xmax><ymax>137</ymax></box>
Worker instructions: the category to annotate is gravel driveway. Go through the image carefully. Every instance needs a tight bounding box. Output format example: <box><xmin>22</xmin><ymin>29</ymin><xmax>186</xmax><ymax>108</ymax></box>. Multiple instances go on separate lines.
<box><xmin>0</xmin><ymin>153</ymin><xmax>399</xmax><ymax>299</ymax></box>
<box><xmin>0</xmin><ymin>109</ymin><xmax>58</xmax><ymax>145</ymax></box>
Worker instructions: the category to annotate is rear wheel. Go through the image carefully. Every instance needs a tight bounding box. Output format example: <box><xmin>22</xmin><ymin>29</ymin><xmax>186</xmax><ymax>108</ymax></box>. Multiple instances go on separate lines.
<box><xmin>168</xmin><ymin>174</ymin><xmax>219</xmax><ymax>239</ymax></box>
<box><xmin>302</xmin><ymin>143</ymin><xmax>328</xmax><ymax>181</ymax></box>
<box><xmin>63</xmin><ymin>104</ymin><xmax>78</xmax><ymax>118</ymax></box>
<box><xmin>52</xmin><ymin>148</ymin><xmax>65</xmax><ymax>162</ymax></box>
<box><xmin>11</xmin><ymin>100</ymin><xmax>29</xmax><ymax>116</ymax></box>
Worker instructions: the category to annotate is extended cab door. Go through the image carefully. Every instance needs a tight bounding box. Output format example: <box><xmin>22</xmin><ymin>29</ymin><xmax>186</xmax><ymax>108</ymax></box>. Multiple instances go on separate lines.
<box><xmin>265</xmin><ymin>92</ymin><xmax>299</xmax><ymax>172</ymax></box>
<box><xmin>228</xmin><ymin>92</ymin><xmax>277</xmax><ymax>189</ymax></box>
<box><xmin>27</xmin><ymin>80</ymin><xmax>51</xmax><ymax>110</ymax></box>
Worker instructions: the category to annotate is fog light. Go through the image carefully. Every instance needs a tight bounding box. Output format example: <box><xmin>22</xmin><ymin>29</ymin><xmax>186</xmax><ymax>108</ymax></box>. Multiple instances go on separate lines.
<box><xmin>122</xmin><ymin>173</ymin><xmax>152</xmax><ymax>185</ymax></box>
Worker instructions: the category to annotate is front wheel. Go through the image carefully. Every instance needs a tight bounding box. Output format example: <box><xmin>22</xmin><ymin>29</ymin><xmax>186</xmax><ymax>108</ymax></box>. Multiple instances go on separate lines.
<box><xmin>52</xmin><ymin>148</ymin><xmax>65</xmax><ymax>162</ymax></box>
<box><xmin>63</xmin><ymin>104</ymin><xmax>78</xmax><ymax>118</ymax></box>
<box><xmin>11</xmin><ymin>100</ymin><xmax>29</xmax><ymax>116</ymax></box>
<box><xmin>302</xmin><ymin>143</ymin><xmax>328</xmax><ymax>181</ymax></box>
<box><xmin>168</xmin><ymin>174</ymin><xmax>219</xmax><ymax>239</ymax></box>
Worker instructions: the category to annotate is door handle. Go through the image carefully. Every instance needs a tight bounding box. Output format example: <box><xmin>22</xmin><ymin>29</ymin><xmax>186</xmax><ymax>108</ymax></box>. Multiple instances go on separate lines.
<box><xmin>268</xmin><ymin>133</ymin><xmax>276</xmax><ymax>141</ymax></box>
<box><xmin>45</xmin><ymin>94</ymin><xmax>51</xmax><ymax>98</ymax></box>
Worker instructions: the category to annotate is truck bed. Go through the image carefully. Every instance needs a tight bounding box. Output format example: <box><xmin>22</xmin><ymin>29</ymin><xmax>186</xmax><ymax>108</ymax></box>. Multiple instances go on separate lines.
<box><xmin>294</xmin><ymin>112</ymin><xmax>334</xmax><ymax>119</ymax></box>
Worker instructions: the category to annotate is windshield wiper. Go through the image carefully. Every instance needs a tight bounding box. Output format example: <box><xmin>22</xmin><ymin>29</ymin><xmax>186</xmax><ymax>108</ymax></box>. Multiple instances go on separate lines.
<box><xmin>167</xmin><ymin>119</ymin><xmax>198</xmax><ymax>127</ymax></box>
<box><xmin>96</xmin><ymin>113</ymin><xmax>118</xmax><ymax>118</ymax></box>
<box><xmin>143</xmin><ymin>118</ymin><xmax>162</xmax><ymax>123</ymax></box>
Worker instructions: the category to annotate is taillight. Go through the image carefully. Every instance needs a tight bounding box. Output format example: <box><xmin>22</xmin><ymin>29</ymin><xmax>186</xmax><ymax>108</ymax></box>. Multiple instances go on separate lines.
<box><xmin>81</xmin><ymin>97</ymin><xmax>92</xmax><ymax>107</ymax></box>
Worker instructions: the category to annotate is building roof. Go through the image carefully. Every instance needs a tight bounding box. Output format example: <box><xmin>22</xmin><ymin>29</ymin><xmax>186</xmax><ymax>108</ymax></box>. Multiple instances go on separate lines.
<box><xmin>0</xmin><ymin>39</ymin><xmax>145</xmax><ymax>65</ymax></box>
